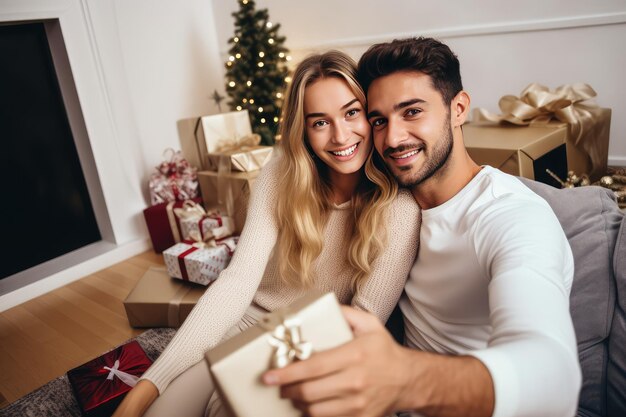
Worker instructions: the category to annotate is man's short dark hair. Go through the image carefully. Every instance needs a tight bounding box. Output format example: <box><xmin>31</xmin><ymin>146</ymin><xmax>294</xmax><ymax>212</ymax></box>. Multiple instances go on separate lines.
<box><xmin>357</xmin><ymin>37</ymin><xmax>463</xmax><ymax>105</ymax></box>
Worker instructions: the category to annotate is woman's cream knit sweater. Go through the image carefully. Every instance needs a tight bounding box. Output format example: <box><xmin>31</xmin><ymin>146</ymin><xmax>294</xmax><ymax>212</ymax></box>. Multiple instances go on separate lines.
<box><xmin>142</xmin><ymin>156</ymin><xmax>421</xmax><ymax>393</ymax></box>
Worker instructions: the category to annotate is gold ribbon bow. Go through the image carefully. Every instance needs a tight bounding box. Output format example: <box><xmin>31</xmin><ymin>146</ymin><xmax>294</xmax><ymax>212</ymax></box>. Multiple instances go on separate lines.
<box><xmin>264</xmin><ymin>314</ymin><xmax>313</xmax><ymax>369</ymax></box>
<box><xmin>186</xmin><ymin>230</ymin><xmax>218</xmax><ymax>249</ymax></box>
<box><xmin>173</xmin><ymin>200</ymin><xmax>207</xmax><ymax>220</ymax></box>
<box><xmin>476</xmin><ymin>83</ymin><xmax>604</xmax><ymax>175</ymax></box>
<box><xmin>214</xmin><ymin>133</ymin><xmax>261</xmax><ymax>154</ymax></box>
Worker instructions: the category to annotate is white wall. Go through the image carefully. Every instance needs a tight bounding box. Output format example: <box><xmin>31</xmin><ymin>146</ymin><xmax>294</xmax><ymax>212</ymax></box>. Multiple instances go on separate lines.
<box><xmin>113</xmin><ymin>0</ymin><xmax>226</xmax><ymax>179</ymax></box>
<box><xmin>212</xmin><ymin>0</ymin><xmax>626</xmax><ymax>166</ymax></box>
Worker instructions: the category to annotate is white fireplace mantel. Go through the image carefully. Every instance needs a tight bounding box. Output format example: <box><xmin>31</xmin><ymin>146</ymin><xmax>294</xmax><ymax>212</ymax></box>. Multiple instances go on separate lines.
<box><xmin>0</xmin><ymin>0</ymin><xmax>152</xmax><ymax>310</ymax></box>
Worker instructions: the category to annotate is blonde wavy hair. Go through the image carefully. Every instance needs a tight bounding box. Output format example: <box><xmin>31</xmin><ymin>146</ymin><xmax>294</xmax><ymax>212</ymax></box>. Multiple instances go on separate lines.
<box><xmin>275</xmin><ymin>51</ymin><xmax>398</xmax><ymax>292</ymax></box>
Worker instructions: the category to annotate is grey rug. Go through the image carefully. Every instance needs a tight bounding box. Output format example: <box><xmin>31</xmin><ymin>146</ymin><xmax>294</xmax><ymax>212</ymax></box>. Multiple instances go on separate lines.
<box><xmin>0</xmin><ymin>328</ymin><xmax>176</xmax><ymax>417</ymax></box>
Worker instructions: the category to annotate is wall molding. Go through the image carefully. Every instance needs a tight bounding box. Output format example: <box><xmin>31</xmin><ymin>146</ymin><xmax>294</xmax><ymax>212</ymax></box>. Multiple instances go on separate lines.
<box><xmin>219</xmin><ymin>11</ymin><xmax>626</xmax><ymax>57</ymax></box>
<box><xmin>289</xmin><ymin>12</ymin><xmax>626</xmax><ymax>52</ymax></box>
<box><xmin>609</xmin><ymin>156</ymin><xmax>626</xmax><ymax>168</ymax></box>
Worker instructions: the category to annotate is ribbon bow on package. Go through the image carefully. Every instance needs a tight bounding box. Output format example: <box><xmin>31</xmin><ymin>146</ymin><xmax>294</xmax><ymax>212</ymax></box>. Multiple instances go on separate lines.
<box><xmin>163</xmin><ymin>229</ymin><xmax>239</xmax><ymax>285</ymax></box>
<box><xmin>194</xmin><ymin>110</ymin><xmax>272</xmax><ymax>172</ymax></box>
<box><xmin>103</xmin><ymin>359</ymin><xmax>140</xmax><ymax>387</ymax></box>
<box><xmin>174</xmin><ymin>200</ymin><xmax>235</xmax><ymax>241</ymax></box>
<box><xmin>264</xmin><ymin>315</ymin><xmax>313</xmax><ymax>369</ymax></box>
<box><xmin>149</xmin><ymin>148</ymin><xmax>199</xmax><ymax>205</ymax></box>
<box><xmin>476</xmin><ymin>83</ymin><xmax>611</xmax><ymax>179</ymax></box>
<box><xmin>206</xmin><ymin>291</ymin><xmax>353</xmax><ymax>417</ymax></box>
<box><xmin>67</xmin><ymin>340</ymin><xmax>152</xmax><ymax>417</ymax></box>
<box><xmin>213</xmin><ymin>133</ymin><xmax>261</xmax><ymax>154</ymax></box>
<box><xmin>206</xmin><ymin>133</ymin><xmax>274</xmax><ymax>173</ymax></box>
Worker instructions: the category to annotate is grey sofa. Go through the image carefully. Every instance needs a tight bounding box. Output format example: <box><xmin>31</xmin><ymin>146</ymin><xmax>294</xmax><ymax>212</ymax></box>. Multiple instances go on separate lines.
<box><xmin>519</xmin><ymin>179</ymin><xmax>625</xmax><ymax>417</ymax></box>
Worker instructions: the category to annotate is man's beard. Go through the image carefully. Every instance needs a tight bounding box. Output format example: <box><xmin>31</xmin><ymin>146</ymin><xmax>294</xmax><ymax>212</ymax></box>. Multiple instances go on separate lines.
<box><xmin>391</xmin><ymin>119</ymin><xmax>454</xmax><ymax>189</ymax></box>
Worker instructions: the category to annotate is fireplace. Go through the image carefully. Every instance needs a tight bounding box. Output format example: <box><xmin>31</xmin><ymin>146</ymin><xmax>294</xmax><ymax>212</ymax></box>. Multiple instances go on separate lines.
<box><xmin>0</xmin><ymin>18</ymin><xmax>117</xmax><ymax>297</ymax></box>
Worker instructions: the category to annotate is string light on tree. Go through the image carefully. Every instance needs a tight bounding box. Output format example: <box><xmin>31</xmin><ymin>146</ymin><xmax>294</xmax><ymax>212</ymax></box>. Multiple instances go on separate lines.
<box><xmin>224</xmin><ymin>0</ymin><xmax>290</xmax><ymax>145</ymax></box>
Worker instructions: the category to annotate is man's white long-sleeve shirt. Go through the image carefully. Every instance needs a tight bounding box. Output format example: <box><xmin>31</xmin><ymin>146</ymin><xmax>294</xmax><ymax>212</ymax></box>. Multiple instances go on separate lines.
<box><xmin>401</xmin><ymin>166</ymin><xmax>581</xmax><ymax>417</ymax></box>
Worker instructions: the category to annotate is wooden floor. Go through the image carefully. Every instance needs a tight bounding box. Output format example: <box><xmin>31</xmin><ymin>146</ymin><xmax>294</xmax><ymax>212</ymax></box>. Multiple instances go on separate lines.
<box><xmin>0</xmin><ymin>251</ymin><xmax>164</xmax><ymax>405</ymax></box>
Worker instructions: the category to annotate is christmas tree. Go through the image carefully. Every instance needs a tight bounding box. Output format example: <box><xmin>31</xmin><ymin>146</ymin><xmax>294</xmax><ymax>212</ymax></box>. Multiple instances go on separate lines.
<box><xmin>224</xmin><ymin>0</ymin><xmax>291</xmax><ymax>145</ymax></box>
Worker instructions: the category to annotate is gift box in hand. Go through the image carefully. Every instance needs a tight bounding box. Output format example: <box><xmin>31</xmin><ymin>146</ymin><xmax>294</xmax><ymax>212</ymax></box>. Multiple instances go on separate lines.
<box><xmin>67</xmin><ymin>340</ymin><xmax>152</xmax><ymax>417</ymax></box>
<box><xmin>206</xmin><ymin>291</ymin><xmax>353</xmax><ymax>417</ymax></box>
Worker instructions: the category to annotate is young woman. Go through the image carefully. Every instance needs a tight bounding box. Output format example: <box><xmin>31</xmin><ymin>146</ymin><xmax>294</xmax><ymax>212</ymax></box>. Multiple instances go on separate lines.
<box><xmin>113</xmin><ymin>51</ymin><xmax>420</xmax><ymax>417</ymax></box>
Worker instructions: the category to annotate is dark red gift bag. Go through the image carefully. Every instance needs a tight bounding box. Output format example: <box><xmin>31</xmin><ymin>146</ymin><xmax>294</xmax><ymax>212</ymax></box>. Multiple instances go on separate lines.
<box><xmin>67</xmin><ymin>340</ymin><xmax>152</xmax><ymax>417</ymax></box>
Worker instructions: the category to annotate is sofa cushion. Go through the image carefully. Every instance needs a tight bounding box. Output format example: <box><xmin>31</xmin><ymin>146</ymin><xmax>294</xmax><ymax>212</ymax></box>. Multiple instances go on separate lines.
<box><xmin>519</xmin><ymin>179</ymin><xmax>624</xmax><ymax>416</ymax></box>
<box><xmin>608</xmin><ymin>216</ymin><xmax>626</xmax><ymax>416</ymax></box>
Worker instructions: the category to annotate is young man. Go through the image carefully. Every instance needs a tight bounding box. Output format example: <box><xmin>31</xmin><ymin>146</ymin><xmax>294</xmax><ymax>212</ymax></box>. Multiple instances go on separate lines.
<box><xmin>262</xmin><ymin>37</ymin><xmax>582</xmax><ymax>417</ymax></box>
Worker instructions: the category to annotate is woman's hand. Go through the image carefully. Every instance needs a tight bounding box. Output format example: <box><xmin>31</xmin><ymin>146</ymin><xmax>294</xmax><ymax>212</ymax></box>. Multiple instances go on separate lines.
<box><xmin>112</xmin><ymin>379</ymin><xmax>159</xmax><ymax>417</ymax></box>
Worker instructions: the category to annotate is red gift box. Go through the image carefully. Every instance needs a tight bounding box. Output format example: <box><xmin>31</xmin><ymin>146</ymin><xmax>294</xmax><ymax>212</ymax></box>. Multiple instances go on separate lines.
<box><xmin>67</xmin><ymin>340</ymin><xmax>152</xmax><ymax>417</ymax></box>
<box><xmin>143</xmin><ymin>197</ymin><xmax>202</xmax><ymax>253</ymax></box>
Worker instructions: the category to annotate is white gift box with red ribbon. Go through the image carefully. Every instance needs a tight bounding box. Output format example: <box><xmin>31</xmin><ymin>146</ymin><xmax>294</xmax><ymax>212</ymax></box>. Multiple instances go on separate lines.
<box><xmin>163</xmin><ymin>236</ymin><xmax>238</xmax><ymax>285</ymax></box>
<box><xmin>174</xmin><ymin>200</ymin><xmax>235</xmax><ymax>241</ymax></box>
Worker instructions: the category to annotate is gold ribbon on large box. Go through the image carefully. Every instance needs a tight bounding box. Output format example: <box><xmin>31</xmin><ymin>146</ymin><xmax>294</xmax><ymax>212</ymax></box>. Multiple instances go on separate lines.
<box><xmin>476</xmin><ymin>83</ymin><xmax>608</xmax><ymax>178</ymax></box>
<box><xmin>206</xmin><ymin>133</ymin><xmax>273</xmax><ymax>172</ymax></box>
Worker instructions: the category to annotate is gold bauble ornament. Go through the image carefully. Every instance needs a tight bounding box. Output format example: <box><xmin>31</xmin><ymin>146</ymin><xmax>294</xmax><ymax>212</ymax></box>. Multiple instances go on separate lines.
<box><xmin>580</xmin><ymin>176</ymin><xmax>591</xmax><ymax>186</ymax></box>
<box><xmin>600</xmin><ymin>176</ymin><xmax>614</xmax><ymax>187</ymax></box>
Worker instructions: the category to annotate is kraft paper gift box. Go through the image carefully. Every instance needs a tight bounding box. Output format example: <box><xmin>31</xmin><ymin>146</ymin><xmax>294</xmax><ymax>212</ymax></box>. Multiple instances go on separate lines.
<box><xmin>562</xmin><ymin>108</ymin><xmax>611</xmax><ymax>181</ymax></box>
<box><xmin>142</xmin><ymin>197</ymin><xmax>202</xmax><ymax>253</ymax></box>
<box><xmin>472</xmin><ymin>112</ymin><xmax>612</xmax><ymax>182</ymax></box>
<box><xmin>67</xmin><ymin>340</ymin><xmax>152</xmax><ymax>417</ymax></box>
<box><xmin>463</xmin><ymin>122</ymin><xmax>568</xmax><ymax>188</ymax></box>
<box><xmin>123</xmin><ymin>267</ymin><xmax>206</xmax><ymax>328</ymax></box>
<box><xmin>206</xmin><ymin>145</ymin><xmax>274</xmax><ymax>172</ymax></box>
<box><xmin>474</xmin><ymin>84</ymin><xmax>611</xmax><ymax>181</ymax></box>
<box><xmin>163</xmin><ymin>236</ymin><xmax>238</xmax><ymax>285</ymax></box>
<box><xmin>177</xmin><ymin>110</ymin><xmax>272</xmax><ymax>172</ymax></box>
<box><xmin>198</xmin><ymin>169</ymin><xmax>259</xmax><ymax>233</ymax></box>
<box><xmin>206</xmin><ymin>291</ymin><xmax>353</xmax><ymax>417</ymax></box>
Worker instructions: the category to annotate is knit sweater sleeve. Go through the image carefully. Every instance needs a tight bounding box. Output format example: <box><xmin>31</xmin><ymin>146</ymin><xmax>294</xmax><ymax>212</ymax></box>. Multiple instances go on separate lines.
<box><xmin>351</xmin><ymin>189</ymin><xmax>421</xmax><ymax>322</ymax></box>
<box><xmin>140</xmin><ymin>156</ymin><xmax>281</xmax><ymax>394</ymax></box>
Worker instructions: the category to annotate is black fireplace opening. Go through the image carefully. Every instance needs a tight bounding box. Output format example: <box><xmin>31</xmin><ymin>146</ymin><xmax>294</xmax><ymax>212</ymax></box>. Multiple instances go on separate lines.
<box><xmin>0</xmin><ymin>22</ymin><xmax>102</xmax><ymax>279</ymax></box>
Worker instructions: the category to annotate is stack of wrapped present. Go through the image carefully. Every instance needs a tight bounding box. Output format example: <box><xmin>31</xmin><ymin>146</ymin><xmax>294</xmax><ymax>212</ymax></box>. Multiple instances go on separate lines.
<box><xmin>128</xmin><ymin>202</ymin><xmax>239</xmax><ymax>328</ymax></box>
<box><xmin>466</xmin><ymin>83</ymin><xmax>611</xmax><ymax>186</ymax></box>
<box><xmin>143</xmin><ymin>148</ymin><xmax>201</xmax><ymax>253</ymax></box>
<box><xmin>178</xmin><ymin>110</ymin><xmax>274</xmax><ymax>233</ymax></box>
